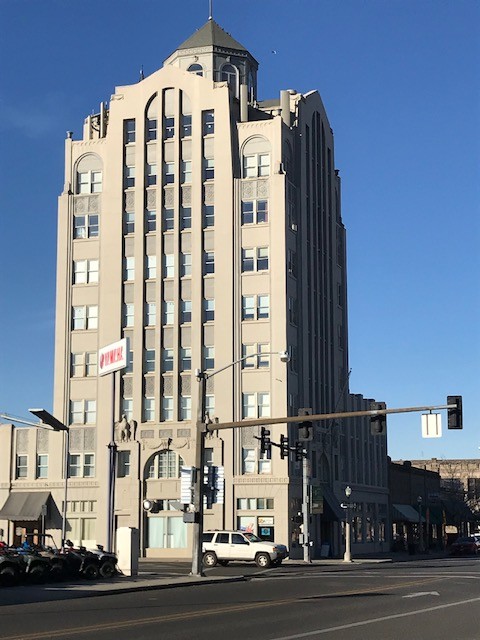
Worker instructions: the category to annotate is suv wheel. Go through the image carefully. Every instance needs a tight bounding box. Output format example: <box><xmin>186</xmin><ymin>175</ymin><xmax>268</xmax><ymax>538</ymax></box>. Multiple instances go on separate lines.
<box><xmin>255</xmin><ymin>552</ymin><xmax>272</xmax><ymax>568</ymax></box>
<box><xmin>99</xmin><ymin>561</ymin><xmax>116</xmax><ymax>579</ymax></box>
<box><xmin>82</xmin><ymin>563</ymin><xmax>99</xmax><ymax>580</ymax></box>
<box><xmin>202</xmin><ymin>551</ymin><xmax>218</xmax><ymax>567</ymax></box>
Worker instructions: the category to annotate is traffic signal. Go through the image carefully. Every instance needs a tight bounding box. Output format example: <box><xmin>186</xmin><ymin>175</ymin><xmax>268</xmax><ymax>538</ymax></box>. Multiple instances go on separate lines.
<box><xmin>370</xmin><ymin>401</ymin><xmax>387</xmax><ymax>435</ymax></box>
<box><xmin>298</xmin><ymin>407</ymin><xmax>313</xmax><ymax>441</ymax></box>
<box><xmin>260</xmin><ymin>427</ymin><xmax>272</xmax><ymax>456</ymax></box>
<box><xmin>280</xmin><ymin>434</ymin><xmax>289</xmax><ymax>459</ymax></box>
<box><xmin>295</xmin><ymin>441</ymin><xmax>304</xmax><ymax>461</ymax></box>
<box><xmin>447</xmin><ymin>396</ymin><xmax>463</xmax><ymax>429</ymax></box>
<box><xmin>291</xmin><ymin>512</ymin><xmax>303</xmax><ymax>524</ymax></box>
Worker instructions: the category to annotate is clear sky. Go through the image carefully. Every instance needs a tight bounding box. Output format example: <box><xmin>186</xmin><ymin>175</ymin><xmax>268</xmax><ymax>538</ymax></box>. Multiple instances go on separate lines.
<box><xmin>1</xmin><ymin>0</ymin><xmax>478</xmax><ymax>461</ymax></box>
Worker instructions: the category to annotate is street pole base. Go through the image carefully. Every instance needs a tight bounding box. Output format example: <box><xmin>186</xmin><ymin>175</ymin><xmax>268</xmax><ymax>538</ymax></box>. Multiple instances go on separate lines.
<box><xmin>343</xmin><ymin>554</ymin><xmax>352</xmax><ymax>563</ymax></box>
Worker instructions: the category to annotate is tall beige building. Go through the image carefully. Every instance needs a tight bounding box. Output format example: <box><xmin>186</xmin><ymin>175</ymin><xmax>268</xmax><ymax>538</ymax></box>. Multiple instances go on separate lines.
<box><xmin>0</xmin><ymin>19</ymin><xmax>389</xmax><ymax>558</ymax></box>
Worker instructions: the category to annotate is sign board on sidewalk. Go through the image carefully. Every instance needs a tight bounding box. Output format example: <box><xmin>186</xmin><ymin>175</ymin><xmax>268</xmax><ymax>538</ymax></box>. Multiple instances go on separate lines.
<box><xmin>98</xmin><ymin>338</ymin><xmax>128</xmax><ymax>376</ymax></box>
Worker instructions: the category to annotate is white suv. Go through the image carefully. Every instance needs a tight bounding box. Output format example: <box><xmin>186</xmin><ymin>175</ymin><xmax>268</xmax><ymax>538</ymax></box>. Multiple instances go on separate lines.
<box><xmin>202</xmin><ymin>530</ymin><xmax>288</xmax><ymax>568</ymax></box>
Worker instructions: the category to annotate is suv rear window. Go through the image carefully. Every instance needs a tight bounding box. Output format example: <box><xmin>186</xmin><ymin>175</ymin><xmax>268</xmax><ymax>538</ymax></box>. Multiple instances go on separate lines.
<box><xmin>202</xmin><ymin>533</ymin><xmax>214</xmax><ymax>543</ymax></box>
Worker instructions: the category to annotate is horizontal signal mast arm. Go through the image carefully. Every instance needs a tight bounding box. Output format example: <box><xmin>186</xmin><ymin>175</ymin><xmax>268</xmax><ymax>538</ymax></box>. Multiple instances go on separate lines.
<box><xmin>205</xmin><ymin>404</ymin><xmax>457</xmax><ymax>432</ymax></box>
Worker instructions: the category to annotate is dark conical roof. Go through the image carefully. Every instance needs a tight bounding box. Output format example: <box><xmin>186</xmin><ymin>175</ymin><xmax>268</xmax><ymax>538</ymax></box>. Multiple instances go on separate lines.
<box><xmin>176</xmin><ymin>19</ymin><xmax>248</xmax><ymax>52</ymax></box>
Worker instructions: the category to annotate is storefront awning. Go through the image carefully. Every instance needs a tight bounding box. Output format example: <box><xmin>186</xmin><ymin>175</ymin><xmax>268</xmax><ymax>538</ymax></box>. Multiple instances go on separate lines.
<box><xmin>321</xmin><ymin>487</ymin><xmax>346</xmax><ymax>522</ymax></box>
<box><xmin>392</xmin><ymin>503</ymin><xmax>425</xmax><ymax>523</ymax></box>
<box><xmin>0</xmin><ymin>492</ymin><xmax>51</xmax><ymax>521</ymax></box>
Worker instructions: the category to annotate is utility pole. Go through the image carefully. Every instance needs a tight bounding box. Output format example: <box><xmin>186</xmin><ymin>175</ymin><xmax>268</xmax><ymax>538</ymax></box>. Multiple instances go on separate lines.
<box><xmin>302</xmin><ymin>451</ymin><xmax>311</xmax><ymax>563</ymax></box>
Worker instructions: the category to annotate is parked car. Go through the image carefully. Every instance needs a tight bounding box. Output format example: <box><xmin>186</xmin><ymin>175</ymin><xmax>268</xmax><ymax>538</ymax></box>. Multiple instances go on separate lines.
<box><xmin>86</xmin><ymin>544</ymin><xmax>118</xmax><ymax>578</ymax></box>
<box><xmin>202</xmin><ymin>530</ymin><xmax>288</xmax><ymax>568</ymax></box>
<box><xmin>449</xmin><ymin>536</ymin><xmax>480</xmax><ymax>556</ymax></box>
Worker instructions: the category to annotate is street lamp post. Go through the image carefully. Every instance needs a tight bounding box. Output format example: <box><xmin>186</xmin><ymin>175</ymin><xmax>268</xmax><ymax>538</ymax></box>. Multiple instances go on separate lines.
<box><xmin>343</xmin><ymin>485</ymin><xmax>352</xmax><ymax>563</ymax></box>
<box><xmin>190</xmin><ymin>349</ymin><xmax>290</xmax><ymax>577</ymax></box>
<box><xmin>417</xmin><ymin>495</ymin><xmax>423</xmax><ymax>553</ymax></box>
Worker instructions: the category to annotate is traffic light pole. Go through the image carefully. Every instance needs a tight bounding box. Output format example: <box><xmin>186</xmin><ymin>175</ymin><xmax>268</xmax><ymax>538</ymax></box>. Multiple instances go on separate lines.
<box><xmin>302</xmin><ymin>451</ymin><xmax>311</xmax><ymax>563</ymax></box>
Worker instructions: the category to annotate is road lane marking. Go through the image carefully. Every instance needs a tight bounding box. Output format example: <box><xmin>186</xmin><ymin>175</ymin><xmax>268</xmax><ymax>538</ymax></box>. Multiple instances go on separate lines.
<box><xmin>403</xmin><ymin>591</ymin><xmax>440</xmax><ymax>598</ymax></box>
<box><xmin>270</xmin><ymin>595</ymin><xmax>480</xmax><ymax>639</ymax></box>
<box><xmin>0</xmin><ymin>576</ymin><xmax>442</xmax><ymax>640</ymax></box>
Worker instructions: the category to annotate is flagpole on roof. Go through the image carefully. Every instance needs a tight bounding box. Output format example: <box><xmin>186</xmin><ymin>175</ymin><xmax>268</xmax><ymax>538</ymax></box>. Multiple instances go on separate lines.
<box><xmin>209</xmin><ymin>0</ymin><xmax>213</xmax><ymax>20</ymax></box>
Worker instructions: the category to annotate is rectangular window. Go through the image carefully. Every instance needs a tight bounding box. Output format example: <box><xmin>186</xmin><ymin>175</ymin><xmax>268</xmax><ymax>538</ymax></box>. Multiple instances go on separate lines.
<box><xmin>203</xmin><ymin>298</ymin><xmax>215</xmax><ymax>322</ymax></box>
<box><xmin>242</xmin><ymin>343</ymin><xmax>271</xmax><ymax>369</ymax></box>
<box><xmin>86</xmin><ymin>351</ymin><xmax>97</xmax><ymax>376</ymax></box>
<box><xmin>257</xmin><ymin>200</ymin><xmax>268</xmax><ymax>223</ymax></box>
<box><xmin>91</xmin><ymin>172</ymin><xmax>102</xmax><ymax>193</ymax></box>
<box><xmin>241</xmin><ymin>295</ymin><xmax>255</xmax><ymax>320</ymax></box>
<box><xmin>164</xmin><ymin>162</ymin><xmax>174</xmax><ymax>184</ymax></box>
<box><xmin>36</xmin><ymin>454</ymin><xmax>48</xmax><ymax>479</ymax></box>
<box><xmin>163</xmin><ymin>300</ymin><xmax>174</xmax><ymax>325</ymax></box>
<box><xmin>68</xmin><ymin>454</ymin><xmax>81</xmax><ymax>478</ymax></box>
<box><xmin>162</xmin><ymin>208</ymin><xmax>174</xmax><ymax>232</ymax></box>
<box><xmin>72</xmin><ymin>305</ymin><xmax>98</xmax><ymax>330</ymax></box>
<box><xmin>241</xmin><ymin>201</ymin><xmax>254</xmax><ymax>225</ymax></box>
<box><xmin>204</xmin><ymin>251</ymin><xmax>214</xmax><ymax>275</ymax></box>
<box><xmin>146</xmin><ymin>255</ymin><xmax>157</xmax><ymax>279</ymax></box>
<box><xmin>258</xmin><ymin>392</ymin><xmax>270</xmax><ymax>417</ymax></box>
<box><xmin>180</xmin><ymin>396</ymin><xmax>191</xmax><ymax>421</ymax></box>
<box><xmin>125</xmin><ymin>166</ymin><xmax>135</xmax><ymax>188</ymax></box>
<box><xmin>78</xmin><ymin>172</ymin><xmax>90</xmax><ymax>194</ymax></box>
<box><xmin>242</xmin><ymin>343</ymin><xmax>256</xmax><ymax>368</ymax></box>
<box><xmin>124</xmin><ymin>303</ymin><xmax>134</xmax><ymax>327</ymax></box>
<box><xmin>203</xmin><ymin>205</ymin><xmax>214</xmax><ymax>228</ymax></box>
<box><xmin>146</xmin><ymin>163</ymin><xmax>157</xmax><ymax>186</ymax></box>
<box><xmin>117</xmin><ymin>451</ymin><xmax>131</xmax><ymax>478</ymax></box>
<box><xmin>205</xmin><ymin>395</ymin><xmax>215</xmax><ymax>418</ymax></box>
<box><xmin>163</xmin><ymin>254</ymin><xmax>174</xmax><ymax>278</ymax></box>
<box><xmin>204</xmin><ymin>346</ymin><xmax>215</xmax><ymax>370</ymax></box>
<box><xmin>71</xmin><ymin>353</ymin><xmax>84</xmax><ymax>377</ymax></box>
<box><xmin>181</xmin><ymin>207</ymin><xmax>191</xmax><ymax>230</ymax></box>
<box><xmin>257</xmin><ymin>295</ymin><xmax>270</xmax><ymax>319</ymax></box>
<box><xmin>69</xmin><ymin>400</ymin><xmax>96</xmax><ymax>424</ymax></box>
<box><xmin>146</xmin><ymin>209</ymin><xmax>156</xmax><ymax>232</ymax></box>
<box><xmin>256</xmin><ymin>247</ymin><xmax>269</xmax><ymax>271</ymax></box>
<box><xmin>162</xmin><ymin>397</ymin><xmax>174</xmax><ymax>421</ymax></box>
<box><xmin>180</xmin><ymin>347</ymin><xmax>192</xmax><ymax>371</ymax></box>
<box><xmin>73</xmin><ymin>214</ymin><xmax>99</xmax><ymax>239</ymax></box>
<box><xmin>144</xmin><ymin>348</ymin><xmax>155</xmax><ymax>373</ymax></box>
<box><xmin>242</xmin><ymin>448</ymin><xmax>256</xmax><ymax>474</ymax></box>
<box><xmin>147</xmin><ymin>118</ymin><xmax>157</xmax><ymax>141</ymax></box>
<box><xmin>162</xmin><ymin>348</ymin><xmax>174</xmax><ymax>372</ymax></box>
<box><xmin>124</xmin><ymin>256</ymin><xmax>135</xmax><ymax>281</ymax></box>
<box><xmin>124</xmin><ymin>119</ymin><xmax>136</xmax><ymax>143</ymax></box>
<box><xmin>73</xmin><ymin>260</ymin><xmax>87</xmax><ymax>284</ymax></box>
<box><xmin>181</xmin><ymin>160</ymin><xmax>192</xmax><ymax>184</ymax></box>
<box><xmin>241</xmin><ymin>295</ymin><xmax>269</xmax><ymax>320</ymax></box>
<box><xmin>145</xmin><ymin>302</ymin><xmax>156</xmax><ymax>326</ymax></box>
<box><xmin>243</xmin><ymin>154</ymin><xmax>270</xmax><ymax>178</ymax></box>
<box><xmin>16</xmin><ymin>455</ymin><xmax>28</xmax><ymax>479</ymax></box>
<box><xmin>258</xmin><ymin>154</ymin><xmax>271</xmax><ymax>176</ymax></box>
<box><xmin>164</xmin><ymin>116</ymin><xmax>175</xmax><ymax>139</ymax></box>
<box><xmin>124</xmin><ymin>211</ymin><xmax>135</xmax><ymax>234</ymax></box>
<box><xmin>85</xmin><ymin>400</ymin><xmax>96</xmax><ymax>423</ymax></box>
<box><xmin>181</xmin><ymin>114</ymin><xmax>192</xmax><ymax>138</ymax></box>
<box><xmin>122</xmin><ymin>397</ymin><xmax>133</xmax><ymax>419</ymax></box>
<box><xmin>242</xmin><ymin>393</ymin><xmax>256</xmax><ymax>418</ymax></box>
<box><xmin>204</xmin><ymin>158</ymin><xmax>214</xmax><ymax>181</ymax></box>
<box><xmin>181</xmin><ymin>300</ymin><xmax>192</xmax><ymax>323</ymax></box>
<box><xmin>144</xmin><ymin>397</ymin><xmax>155</xmax><ymax>422</ymax></box>
<box><xmin>83</xmin><ymin>453</ymin><xmax>95</xmax><ymax>478</ymax></box>
<box><xmin>181</xmin><ymin>252</ymin><xmax>192</xmax><ymax>277</ymax></box>
<box><xmin>203</xmin><ymin>110</ymin><xmax>214</xmax><ymax>136</ymax></box>
<box><xmin>242</xmin><ymin>393</ymin><xmax>270</xmax><ymax>418</ymax></box>
<box><xmin>242</xmin><ymin>248</ymin><xmax>255</xmax><ymax>272</ymax></box>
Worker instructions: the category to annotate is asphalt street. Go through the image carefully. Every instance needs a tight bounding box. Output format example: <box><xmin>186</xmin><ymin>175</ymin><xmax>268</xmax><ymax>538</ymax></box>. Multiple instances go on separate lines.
<box><xmin>0</xmin><ymin>556</ymin><xmax>479</xmax><ymax>640</ymax></box>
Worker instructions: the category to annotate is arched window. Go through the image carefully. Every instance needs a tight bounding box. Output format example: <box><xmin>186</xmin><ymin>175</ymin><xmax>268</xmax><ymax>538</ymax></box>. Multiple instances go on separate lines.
<box><xmin>242</xmin><ymin>136</ymin><xmax>271</xmax><ymax>178</ymax></box>
<box><xmin>220</xmin><ymin>63</ymin><xmax>237</xmax><ymax>91</ymax></box>
<box><xmin>75</xmin><ymin>154</ymin><xmax>103</xmax><ymax>194</ymax></box>
<box><xmin>187</xmin><ymin>63</ymin><xmax>203</xmax><ymax>77</ymax></box>
<box><xmin>145</xmin><ymin>94</ymin><xmax>158</xmax><ymax>142</ymax></box>
<box><xmin>147</xmin><ymin>450</ymin><xmax>185</xmax><ymax>479</ymax></box>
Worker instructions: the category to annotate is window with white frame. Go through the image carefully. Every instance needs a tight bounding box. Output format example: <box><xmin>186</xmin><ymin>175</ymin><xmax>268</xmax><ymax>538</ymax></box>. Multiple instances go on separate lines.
<box><xmin>220</xmin><ymin>63</ymin><xmax>237</xmax><ymax>90</ymax></box>
<box><xmin>180</xmin><ymin>347</ymin><xmax>191</xmax><ymax>371</ymax></box>
<box><xmin>69</xmin><ymin>453</ymin><xmax>95</xmax><ymax>478</ymax></box>
<box><xmin>203</xmin><ymin>204</ymin><xmax>214</xmax><ymax>228</ymax></box>
<box><xmin>241</xmin><ymin>199</ymin><xmax>268</xmax><ymax>225</ymax></box>
<box><xmin>164</xmin><ymin>162</ymin><xmax>174</xmax><ymax>184</ymax></box>
<box><xmin>146</xmin><ymin>163</ymin><xmax>157</xmax><ymax>186</ymax></box>
<box><xmin>242</xmin><ymin>392</ymin><xmax>270</xmax><ymax>419</ymax></box>
<box><xmin>258</xmin><ymin>450</ymin><xmax>271</xmax><ymax>474</ymax></box>
<box><xmin>124</xmin><ymin>119</ymin><xmax>135</xmax><ymax>143</ymax></box>
<box><xmin>162</xmin><ymin>348</ymin><xmax>174</xmax><ymax>372</ymax></box>
<box><xmin>71</xmin><ymin>352</ymin><xmax>97</xmax><ymax>377</ymax></box>
<box><xmin>162</xmin><ymin>208</ymin><xmax>174</xmax><ymax>231</ymax></box>
<box><xmin>163</xmin><ymin>300</ymin><xmax>174</xmax><ymax>325</ymax></box>
<box><xmin>202</xmin><ymin>110</ymin><xmax>214</xmax><ymax>135</ymax></box>
<box><xmin>181</xmin><ymin>160</ymin><xmax>192</xmax><ymax>184</ymax></box>
<box><xmin>36</xmin><ymin>454</ymin><xmax>48</xmax><ymax>479</ymax></box>
<box><xmin>77</xmin><ymin>171</ymin><xmax>103</xmax><ymax>194</ymax></box>
<box><xmin>161</xmin><ymin>397</ymin><xmax>174</xmax><ymax>421</ymax></box>
<box><xmin>146</xmin><ymin>209</ymin><xmax>156</xmax><ymax>232</ymax></box>
<box><xmin>86</xmin><ymin>352</ymin><xmax>97</xmax><ymax>376</ymax></box>
<box><xmin>203</xmin><ymin>251</ymin><xmax>214</xmax><ymax>275</ymax></box>
<box><xmin>180</xmin><ymin>300</ymin><xmax>192</xmax><ymax>323</ymax></box>
<box><xmin>181</xmin><ymin>113</ymin><xmax>192</xmax><ymax>136</ymax></box>
<box><xmin>205</xmin><ymin>394</ymin><xmax>215</xmax><ymax>418</ymax></box>
<box><xmin>237</xmin><ymin>497</ymin><xmax>274</xmax><ymax>510</ymax></box>
<box><xmin>203</xmin><ymin>346</ymin><xmax>214</xmax><ymax>370</ymax></box>
<box><xmin>243</xmin><ymin>153</ymin><xmax>270</xmax><ymax>178</ymax></box>
<box><xmin>163</xmin><ymin>254</ymin><xmax>174</xmax><ymax>278</ymax></box>
<box><xmin>241</xmin><ymin>295</ymin><xmax>269</xmax><ymax>320</ymax></box>
<box><xmin>146</xmin><ymin>255</ymin><xmax>157</xmax><ymax>279</ymax></box>
<box><xmin>16</xmin><ymin>454</ymin><xmax>28</xmax><ymax>479</ymax></box>
<box><xmin>148</xmin><ymin>450</ymin><xmax>184</xmax><ymax>479</ymax></box>
<box><xmin>69</xmin><ymin>399</ymin><xmax>96</xmax><ymax>424</ymax></box>
<box><xmin>122</xmin><ymin>398</ymin><xmax>133</xmax><ymax>420</ymax></box>
<box><xmin>73</xmin><ymin>214</ymin><xmax>99</xmax><ymax>239</ymax></box>
<box><xmin>125</xmin><ymin>348</ymin><xmax>134</xmax><ymax>374</ymax></box>
<box><xmin>145</xmin><ymin>302</ymin><xmax>156</xmax><ymax>326</ymax></box>
<box><xmin>144</xmin><ymin>348</ymin><xmax>155</xmax><ymax>373</ymax></box>
<box><xmin>124</xmin><ymin>166</ymin><xmax>135</xmax><ymax>188</ymax></box>
<box><xmin>242</xmin><ymin>448</ymin><xmax>256</xmax><ymax>474</ymax></box>
<box><xmin>180</xmin><ymin>396</ymin><xmax>191</xmax><ymax>421</ymax></box>
<box><xmin>181</xmin><ymin>207</ymin><xmax>191</xmax><ymax>230</ymax></box>
<box><xmin>203</xmin><ymin>298</ymin><xmax>215</xmax><ymax>322</ymax></box>
<box><xmin>163</xmin><ymin>116</ymin><xmax>175</xmax><ymax>139</ymax></box>
<box><xmin>124</xmin><ymin>211</ymin><xmax>135</xmax><ymax>234</ymax></box>
<box><xmin>73</xmin><ymin>259</ymin><xmax>98</xmax><ymax>284</ymax></box>
<box><xmin>144</xmin><ymin>397</ymin><xmax>155</xmax><ymax>422</ymax></box>
<box><xmin>242</xmin><ymin>247</ymin><xmax>269</xmax><ymax>272</ymax></box>
<box><xmin>72</xmin><ymin>305</ymin><xmax>98</xmax><ymax>330</ymax></box>
<box><xmin>241</xmin><ymin>343</ymin><xmax>270</xmax><ymax>368</ymax></box>
<box><xmin>203</xmin><ymin>158</ymin><xmax>214</xmax><ymax>181</ymax></box>
<box><xmin>117</xmin><ymin>451</ymin><xmax>131</xmax><ymax>478</ymax></box>
<box><xmin>124</xmin><ymin>303</ymin><xmax>134</xmax><ymax>328</ymax></box>
<box><xmin>124</xmin><ymin>256</ymin><xmax>135</xmax><ymax>281</ymax></box>
<box><xmin>146</xmin><ymin>118</ymin><xmax>157</xmax><ymax>142</ymax></box>
<box><xmin>181</xmin><ymin>252</ymin><xmax>192</xmax><ymax>276</ymax></box>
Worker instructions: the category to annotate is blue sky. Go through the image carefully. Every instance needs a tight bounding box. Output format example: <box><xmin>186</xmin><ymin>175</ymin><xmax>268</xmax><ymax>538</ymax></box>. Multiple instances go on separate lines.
<box><xmin>0</xmin><ymin>0</ymin><xmax>478</xmax><ymax>460</ymax></box>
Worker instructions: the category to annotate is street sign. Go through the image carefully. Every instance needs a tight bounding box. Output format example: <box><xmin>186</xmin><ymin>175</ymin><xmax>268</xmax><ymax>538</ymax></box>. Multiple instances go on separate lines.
<box><xmin>98</xmin><ymin>338</ymin><xmax>128</xmax><ymax>376</ymax></box>
<box><xmin>421</xmin><ymin>413</ymin><xmax>442</xmax><ymax>438</ymax></box>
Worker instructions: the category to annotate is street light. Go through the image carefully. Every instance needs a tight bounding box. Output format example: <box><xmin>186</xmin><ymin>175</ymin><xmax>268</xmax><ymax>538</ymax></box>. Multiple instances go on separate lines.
<box><xmin>343</xmin><ymin>485</ymin><xmax>352</xmax><ymax>563</ymax></box>
<box><xmin>29</xmin><ymin>409</ymin><xmax>69</xmax><ymax>547</ymax></box>
<box><xmin>190</xmin><ymin>349</ymin><xmax>290</xmax><ymax>577</ymax></box>
<box><xmin>417</xmin><ymin>495</ymin><xmax>423</xmax><ymax>553</ymax></box>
